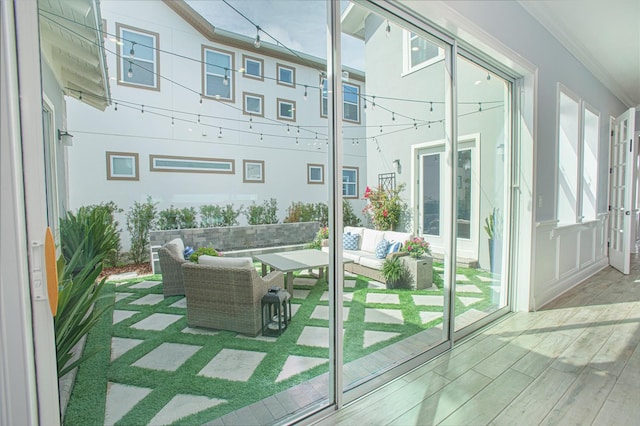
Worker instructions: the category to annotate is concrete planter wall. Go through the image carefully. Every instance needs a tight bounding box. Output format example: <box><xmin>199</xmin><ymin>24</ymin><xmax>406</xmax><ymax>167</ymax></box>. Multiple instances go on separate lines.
<box><xmin>400</xmin><ymin>256</ymin><xmax>434</xmax><ymax>290</ymax></box>
<box><xmin>150</xmin><ymin>222</ymin><xmax>320</xmax><ymax>272</ymax></box>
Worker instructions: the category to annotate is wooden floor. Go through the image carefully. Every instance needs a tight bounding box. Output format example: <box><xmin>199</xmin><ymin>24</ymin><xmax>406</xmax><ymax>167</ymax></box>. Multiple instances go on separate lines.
<box><xmin>312</xmin><ymin>259</ymin><xmax>640</xmax><ymax>425</ymax></box>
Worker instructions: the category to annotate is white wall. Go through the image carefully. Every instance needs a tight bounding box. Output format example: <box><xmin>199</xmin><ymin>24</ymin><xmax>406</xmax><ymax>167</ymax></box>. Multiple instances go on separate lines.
<box><xmin>67</xmin><ymin>0</ymin><xmax>367</xmax><ymax>250</ymax></box>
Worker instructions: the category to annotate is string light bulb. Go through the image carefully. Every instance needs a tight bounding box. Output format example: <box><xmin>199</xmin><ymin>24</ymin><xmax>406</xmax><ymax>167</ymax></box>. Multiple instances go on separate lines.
<box><xmin>363</xmin><ymin>99</ymin><xmax>367</xmax><ymax>113</ymax></box>
<box><xmin>254</xmin><ymin>26</ymin><xmax>261</xmax><ymax>48</ymax></box>
<box><xmin>127</xmin><ymin>61</ymin><xmax>133</xmax><ymax>78</ymax></box>
<box><xmin>218</xmin><ymin>127</ymin><xmax>223</xmax><ymax>138</ymax></box>
<box><xmin>413</xmin><ymin>119</ymin><xmax>417</xmax><ymax>130</ymax></box>
<box><xmin>372</xmin><ymin>96</ymin><xmax>376</xmax><ymax>110</ymax></box>
<box><xmin>287</xmin><ymin>124</ymin><xmax>290</xmax><ymax>133</ymax></box>
<box><xmin>296</xmin><ymin>137</ymin><xmax>299</xmax><ymax>144</ymax></box>
<box><xmin>486</xmin><ymin>72</ymin><xmax>491</xmax><ymax>80</ymax></box>
<box><xmin>249</xmin><ymin>115</ymin><xmax>253</xmax><ymax>130</ymax></box>
<box><xmin>260</xmin><ymin>133</ymin><xmax>263</xmax><ymax>142</ymax></box>
<box><xmin>171</xmin><ymin>116</ymin><xmax>174</xmax><ymax>125</ymax></box>
<box><xmin>297</xmin><ymin>126</ymin><xmax>300</xmax><ymax>135</ymax></box>
<box><xmin>141</xmin><ymin>105</ymin><xmax>144</xmax><ymax>113</ymax></box>
<box><xmin>430</xmin><ymin>102</ymin><xmax>433</xmax><ymax>112</ymax></box>
<box><xmin>478</xmin><ymin>102</ymin><xmax>483</xmax><ymax>112</ymax></box>
<box><xmin>385</xmin><ymin>20</ymin><xmax>391</xmax><ymax>38</ymax></box>
<box><xmin>303</xmin><ymin>85</ymin><xmax>308</xmax><ymax>101</ymax></box>
<box><xmin>200</xmin><ymin>94</ymin><xmax>203</xmax><ymax>104</ymax></box>
<box><xmin>114</xmin><ymin>102</ymin><xmax>118</xmax><ymax>111</ymax></box>
<box><xmin>392</xmin><ymin>112</ymin><xmax>395</xmax><ymax>121</ymax></box>
<box><xmin>129</xmin><ymin>42</ymin><xmax>135</xmax><ymax>58</ymax></box>
<box><xmin>197</xmin><ymin>114</ymin><xmax>200</xmax><ymax>123</ymax></box>
<box><xmin>223</xmin><ymin>69</ymin><xmax>229</xmax><ymax>86</ymax></box>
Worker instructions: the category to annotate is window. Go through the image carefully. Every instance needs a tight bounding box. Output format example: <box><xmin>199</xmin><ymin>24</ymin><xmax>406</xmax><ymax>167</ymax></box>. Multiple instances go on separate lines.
<box><xmin>307</xmin><ymin>164</ymin><xmax>324</xmax><ymax>184</ymax></box>
<box><xmin>582</xmin><ymin>105</ymin><xmax>600</xmax><ymax>221</ymax></box>
<box><xmin>277</xmin><ymin>63</ymin><xmax>295</xmax><ymax>87</ymax></box>
<box><xmin>150</xmin><ymin>155</ymin><xmax>234</xmax><ymax>174</ymax></box>
<box><xmin>243</xmin><ymin>160</ymin><xmax>264</xmax><ymax>183</ymax></box>
<box><xmin>343</xmin><ymin>83</ymin><xmax>360</xmax><ymax>123</ymax></box>
<box><xmin>107</xmin><ymin>152</ymin><xmax>139</xmax><ymax>180</ymax></box>
<box><xmin>242</xmin><ymin>55</ymin><xmax>263</xmax><ymax>80</ymax></box>
<box><xmin>203</xmin><ymin>46</ymin><xmax>234</xmax><ymax>101</ymax></box>
<box><xmin>343</xmin><ymin>167</ymin><xmax>359</xmax><ymax>198</ymax></box>
<box><xmin>403</xmin><ymin>30</ymin><xmax>444</xmax><ymax>74</ymax></box>
<box><xmin>243</xmin><ymin>92</ymin><xmax>264</xmax><ymax>117</ymax></box>
<box><xmin>556</xmin><ymin>86</ymin><xmax>600</xmax><ymax>224</ymax></box>
<box><xmin>277</xmin><ymin>98</ymin><xmax>296</xmax><ymax>122</ymax></box>
<box><xmin>117</xmin><ymin>24</ymin><xmax>159</xmax><ymax>90</ymax></box>
<box><xmin>321</xmin><ymin>80</ymin><xmax>360</xmax><ymax>123</ymax></box>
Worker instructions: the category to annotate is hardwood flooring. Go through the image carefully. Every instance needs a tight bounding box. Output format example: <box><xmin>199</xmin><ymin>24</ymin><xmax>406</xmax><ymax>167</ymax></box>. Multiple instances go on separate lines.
<box><xmin>312</xmin><ymin>260</ymin><xmax>640</xmax><ymax>425</ymax></box>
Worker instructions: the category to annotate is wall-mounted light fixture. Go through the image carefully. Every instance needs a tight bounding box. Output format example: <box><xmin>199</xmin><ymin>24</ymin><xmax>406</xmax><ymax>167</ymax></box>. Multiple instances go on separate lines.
<box><xmin>57</xmin><ymin>129</ymin><xmax>74</xmax><ymax>146</ymax></box>
<box><xmin>392</xmin><ymin>159</ymin><xmax>401</xmax><ymax>174</ymax></box>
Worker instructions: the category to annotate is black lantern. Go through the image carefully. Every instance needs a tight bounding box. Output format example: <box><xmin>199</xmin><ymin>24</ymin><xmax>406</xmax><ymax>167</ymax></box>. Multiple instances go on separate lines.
<box><xmin>261</xmin><ymin>286</ymin><xmax>291</xmax><ymax>336</ymax></box>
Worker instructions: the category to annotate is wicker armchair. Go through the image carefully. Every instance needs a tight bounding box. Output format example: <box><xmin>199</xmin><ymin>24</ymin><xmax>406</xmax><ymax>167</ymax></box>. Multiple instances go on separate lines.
<box><xmin>158</xmin><ymin>238</ymin><xmax>187</xmax><ymax>297</ymax></box>
<box><xmin>182</xmin><ymin>257</ymin><xmax>284</xmax><ymax>336</ymax></box>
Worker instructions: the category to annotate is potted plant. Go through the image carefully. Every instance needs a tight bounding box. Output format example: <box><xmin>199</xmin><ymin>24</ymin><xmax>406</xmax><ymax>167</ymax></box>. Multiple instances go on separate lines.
<box><xmin>189</xmin><ymin>247</ymin><xmax>222</xmax><ymax>263</ymax></box>
<box><xmin>381</xmin><ymin>256</ymin><xmax>413</xmax><ymax>289</ymax></box>
<box><xmin>402</xmin><ymin>237</ymin><xmax>431</xmax><ymax>258</ymax></box>
<box><xmin>362</xmin><ymin>184</ymin><xmax>407</xmax><ymax>231</ymax></box>
<box><xmin>484</xmin><ymin>208</ymin><xmax>503</xmax><ymax>273</ymax></box>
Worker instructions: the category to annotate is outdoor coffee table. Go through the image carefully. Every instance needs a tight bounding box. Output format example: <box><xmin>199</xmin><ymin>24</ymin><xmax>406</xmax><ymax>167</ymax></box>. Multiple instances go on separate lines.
<box><xmin>254</xmin><ymin>249</ymin><xmax>353</xmax><ymax>294</ymax></box>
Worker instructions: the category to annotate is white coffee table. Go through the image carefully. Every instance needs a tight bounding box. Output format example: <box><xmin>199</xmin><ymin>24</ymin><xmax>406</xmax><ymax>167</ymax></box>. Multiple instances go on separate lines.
<box><xmin>254</xmin><ymin>249</ymin><xmax>352</xmax><ymax>294</ymax></box>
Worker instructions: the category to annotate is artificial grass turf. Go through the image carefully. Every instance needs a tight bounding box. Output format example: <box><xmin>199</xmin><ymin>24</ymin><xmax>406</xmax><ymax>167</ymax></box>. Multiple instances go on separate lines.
<box><xmin>64</xmin><ymin>263</ymin><xmax>499</xmax><ymax>425</ymax></box>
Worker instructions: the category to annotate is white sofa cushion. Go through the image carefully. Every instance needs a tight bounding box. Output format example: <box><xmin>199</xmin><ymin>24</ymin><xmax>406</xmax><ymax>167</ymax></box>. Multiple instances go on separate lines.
<box><xmin>384</xmin><ymin>231</ymin><xmax>411</xmax><ymax>246</ymax></box>
<box><xmin>359</xmin><ymin>255</ymin><xmax>385</xmax><ymax>270</ymax></box>
<box><xmin>361</xmin><ymin>228</ymin><xmax>385</xmax><ymax>253</ymax></box>
<box><xmin>165</xmin><ymin>238</ymin><xmax>185</xmax><ymax>259</ymax></box>
<box><xmin>199</xmin><ymin>255</ymin><xmax>253</xmax><ymax>268</ymax></box>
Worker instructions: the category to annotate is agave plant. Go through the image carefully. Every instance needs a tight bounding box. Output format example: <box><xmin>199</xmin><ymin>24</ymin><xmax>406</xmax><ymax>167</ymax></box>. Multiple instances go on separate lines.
<box><xmin>55</xmin><ymin>237</ymin><xmax>112</xmax><ymax>377</ymax></box>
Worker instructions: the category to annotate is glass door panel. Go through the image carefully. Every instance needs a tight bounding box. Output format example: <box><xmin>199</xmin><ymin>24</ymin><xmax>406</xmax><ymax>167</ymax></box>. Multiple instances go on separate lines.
<box><xmin>340</xmin><ymin>2</ymin><xmax>453</xmax><ymax>396</ymax></box>
<box><xmin>453</xmin><ymin>54</ymin><xmax>511</xmax><ymax>333</ymax></box>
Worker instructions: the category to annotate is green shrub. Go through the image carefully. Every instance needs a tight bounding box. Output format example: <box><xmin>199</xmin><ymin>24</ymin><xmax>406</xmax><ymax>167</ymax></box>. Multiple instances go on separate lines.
<box><xmin>245</xmin><ymin>198</ymin><xmax>279</xmax><ymax>225</ymax></box>
<box><xmin>59</xmin><ymin>203</ymin><xmax>121</xmax><ymax>272</ymax></box>
<box><xmin>343</xmin><ymin>200</ymin><xmax>362</xmax><ymax>227</ymax></box>
<box><xmin>200</xmin><ymin>204</ymin><xmax>224</xmax><ymax>228</ymax></box>
<box><xmin>157</xmin><ymin>205</ymin><xmax>180</xmax><ymax>230</ymax></box>
<box><xmin>189</xmin><ymin>247</ymin><xmax>221</xmax><ymax>263</ymax></box>
<box><xmin>284</xmin><ymin>201</ymin><xmax>327</xmax><ymax>224</ymax></box>
<box><xmin>179</xmin><ymin>207</ymin><xmax>198</xmax><ymax>229</ymax></box>
<box><xmin>55</xmin><ymin>242</ymin><xmax>111</xmax><ymax>377</ymax></box>
<box><xmin>220</xmin><ymin>204</ymin><xmax>242</xmax><ymax>226</ymax></box>
<box><xmin>126</xmin><ymin>196</ymin><xmax>158</xmax><ymax>264</ymax></box>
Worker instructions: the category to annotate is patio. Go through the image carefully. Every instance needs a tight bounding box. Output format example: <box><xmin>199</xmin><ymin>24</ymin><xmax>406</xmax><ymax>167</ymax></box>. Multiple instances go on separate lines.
<box><xmin>62</xmin><ymin>263</ymin><xmax>499</xmax><ymax>425</ymax></box>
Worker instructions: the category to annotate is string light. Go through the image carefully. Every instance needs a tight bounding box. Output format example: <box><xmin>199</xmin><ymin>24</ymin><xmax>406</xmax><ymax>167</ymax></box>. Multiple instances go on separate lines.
<box><xmin>141</xmin><ymin>104</ymin><xmax>144</xmax><ymax>113</ymax></box>
<box><xmin>413</xmin><ymin>119</ymin><xmax>417</xmax><ymax>130</ymax></box>
<box><xmin>385</xmin><ymin>20</ymin><xmax>391</xmax><ymax>38</ymax></box>
<box><xmin>249</xmin><ymin>115</ymin><xmax>253</xmax><ymax>130</ymax></box>
<box><xmin>303</xmin><ymin>85</ymin><xmax>308</xmax><ymax>101</ymax></box>
<box><xmin>218</xmin><ymin>127</ymin><xmax>223</xmax><ymax>138</ymax></box>
<box><xmin>487</xmin><ymin>72</ymin><xmax>491</xmax><ymax>80</ymax></box>
<box><xmin>478</xmin><ymin>102</ymin><xmax>482</xmax><ymax>112</ymax></box>
<box><xmin>372</xmin><ymin>96</ymin><xmax>376</xmax><ymax>110</ymax></box>
<box><xmin>129</xmin><ymin>41</ymin><xmax>135</xmax><ymax>58</ymax></box>
<box><xmin>78</xmin><ymin>91</ymin><xmax>82</xmax><ymax>100</ymax></box>
<box><xmin>295</xmin><ymin>137</ymin><xmax>299</xmax><ymax>144</ymax></box>
<box><xmin>260</xmin><ymin>133</ymin><xmax>263</xmax><ymax>142</ymax></box>
<box><xmin>197</xmin><ymin>114</ymin><xmax>200</xmax><ymax>123</ymax></box>
<box><xmin>127</xmin><ymin>61</ymin><xmax>133</xmax><ymax>78</ymax></box>
<box><xmin>379</xmin><ymin>125</ymin><xmax>383</xmax><ymax>133</ymax></box>
<box><xmin>286</xmin><ymin>124</ymin><xmax>290</xmax><ymax>133</ymax></box>
<box><xmin>363</xmin><ymin>99</ymin><xmax>367</xmax><ymax>113</ymax></box>
<box><xmin>200</xmin><ymin>94</ymin><xmax>203</xmax><ymax>104</ymax></box>
<box><xmin>430</xmin><ymin>102</ymin><xmax>433</xmax><ymax>112</ymax></box>
<box><xmin>297</xmin><ymin>126</ymin><xmax>300</xmax><ymax>135</ymax></box>
<box><xmin>223</xmin><ymin>69</ymin><xmax>229</xmax><ymax>86</ymax></box>
<box><xmin>171</xmin><ymin>116</ymin><xmax>174</xmax><ymax>125</ymax></box>
<box><xmin>114</xmin><ymin>102</ymin><xmax>118</xmax><ymax>111</ymax></box>
<box><xmin>391</xmin><ymin>112</ymin><xmax>395</xmax><ymax>121</ymax></box>
<box><xmin>254</xmin><ymin>26</ymin><xmax>261</xmax><ymax>48</ymax></box>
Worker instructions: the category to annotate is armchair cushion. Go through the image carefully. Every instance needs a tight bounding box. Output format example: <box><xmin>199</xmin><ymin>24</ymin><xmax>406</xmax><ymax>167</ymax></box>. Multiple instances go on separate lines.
<box><xmin>198</xmin><ymin>255</ymin><xmax>253</xmax><ymax>268</ymax></box>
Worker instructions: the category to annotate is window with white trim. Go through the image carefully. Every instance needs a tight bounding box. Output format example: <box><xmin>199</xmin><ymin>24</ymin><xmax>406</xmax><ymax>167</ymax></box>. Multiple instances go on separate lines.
<box><xmin>118</xmin><ymin>24</ymin><xmax>159</xmax><ymax>89</ymax></box>
<box><xmin>403</xmin><ymin>30</ymin><xmax>444</xmax><ymax>74</ymax></box>
<box><xmin>203</xmin><ymin>47</ymin><xmax>234</xmax><ymax>101</ymax></box>
<box><xmin>277</xmin><ymin>63</ymin><xmax>295</xmax><ymax>87</ymax></box>
<box><xmin>307</xmin><ymin>164</ymin><xmax>324</xmax><ymax>184</ymax></box>
<box><xmin>321</xmin><ymin>80</ymin><xmax>360</xmax><ymax>122</ymax></box>
<box><xmin>342</xmin><ymin>167</ymin><xmax>358</xmax><ymax>198</ymax></box>
<box><xmin>243</xmin><ymin>92</ymin><xmax>264</xmax><ymax>117</ymax></box>
<box><xmin>243</xmin><ymin>55</ymin><xmax>263</xmax><ymax>80</ymax></box>
<box><xmin>556</xmin><ymin>85</ymin><xmax>600</xmax><ymax>224</ymax></box>
<box><xmin>107</xmin><ymin>152</ymin><xmax>139</xmax><ymax>180</ymax></box>
<box><xmin>277</xmin><ymin>98</ymin><xmax>296</xmax><ymax>122</ymax></box>
<box><xmin>150</xmin><ymin>155</ymin><xmax>234</xmax><ymax>174</ymax></box>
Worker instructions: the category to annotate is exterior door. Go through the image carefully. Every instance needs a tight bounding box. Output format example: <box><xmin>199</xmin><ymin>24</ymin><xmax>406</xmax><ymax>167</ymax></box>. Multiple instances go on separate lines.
<box><xmin>609</xmin><ymin>108</ymin><xmax>636</xmax><ymax>274</ymax></box>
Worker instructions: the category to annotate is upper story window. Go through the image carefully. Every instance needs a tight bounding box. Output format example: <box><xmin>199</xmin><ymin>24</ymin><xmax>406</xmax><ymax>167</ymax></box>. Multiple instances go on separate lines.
<box><xmin>321</xmin><ymin>79</ymin><xmax>360</xmax><ymax>123</ymax></box>
<box><xmin>277</xmin><ymin>63</ymin><xmax>296</xmax><ymax>87</ymax></box>
<box><xmin>343</xmin><ymin>167</ymin><xmax>359</xmax><ymax>198</ymax></box>
<box><xmin>117</xmin><ymin>24</ymin><xmax>159</xmax><ymax>90</ymax></box>
<box><xmin>203</xmin><ymin>46</ymin><xmax>234</xmax><ymax>102</ymax></box>
<box><xmin>277</xmin><ymin>98</ymin><xmax>296</xmax><ymax>122</ymax></box>
<box><xmin>403</xmin><ymin>30</ymin><xmax>444</xmax><ymax>74</ymax></box>
<box><xmin>243</xmin><ymin>92</ymin><xmax>264</xmax><ymax>117</ymax></box>
<box><xmin>243</xmin><ymin>55</ymin><xmax>263</xmax><ymax>80</ymax></box>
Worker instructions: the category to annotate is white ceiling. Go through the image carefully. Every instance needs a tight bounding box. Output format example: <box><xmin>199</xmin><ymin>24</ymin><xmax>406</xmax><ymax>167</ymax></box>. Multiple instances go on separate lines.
<box><xmin>519</xmin><ymin>0</ymin><xmax>640</xmax><ymax>108</ymax></box>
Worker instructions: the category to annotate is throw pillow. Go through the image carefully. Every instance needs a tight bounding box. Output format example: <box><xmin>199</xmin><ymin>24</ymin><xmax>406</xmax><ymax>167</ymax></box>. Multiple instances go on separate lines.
<box><xmin>375</xmin><ymin>239</ymin><xmax>390</xmax><ymax>259</ymax></box>
<box><xmin>343</xmin><ymin>232</ymin><xmax>360</xmax><ymax>250</ymax></box>
<box><xmin>387</xmin><ymin>240</ymin><xmax>402</xmax><ymax>254</ymax></box>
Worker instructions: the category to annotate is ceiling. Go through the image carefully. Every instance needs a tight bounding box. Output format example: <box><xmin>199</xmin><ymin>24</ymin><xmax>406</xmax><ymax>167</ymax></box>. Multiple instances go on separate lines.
<box><xmin>518</xmin><ymin>0</ymin><xmax>640</xmax><ymax>108</ymax></box>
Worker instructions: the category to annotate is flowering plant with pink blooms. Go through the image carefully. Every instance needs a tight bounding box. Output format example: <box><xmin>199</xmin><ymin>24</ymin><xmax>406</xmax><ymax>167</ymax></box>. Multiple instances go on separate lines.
<box><xmin>402</xmin><ymin>237</ymin><xmax>431</xmax><ymax>258</ymax></box>
<box><xmin>362</xmin><ymin>184</ymin><xmax>406</xmax><ymax>231</ymax></box>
